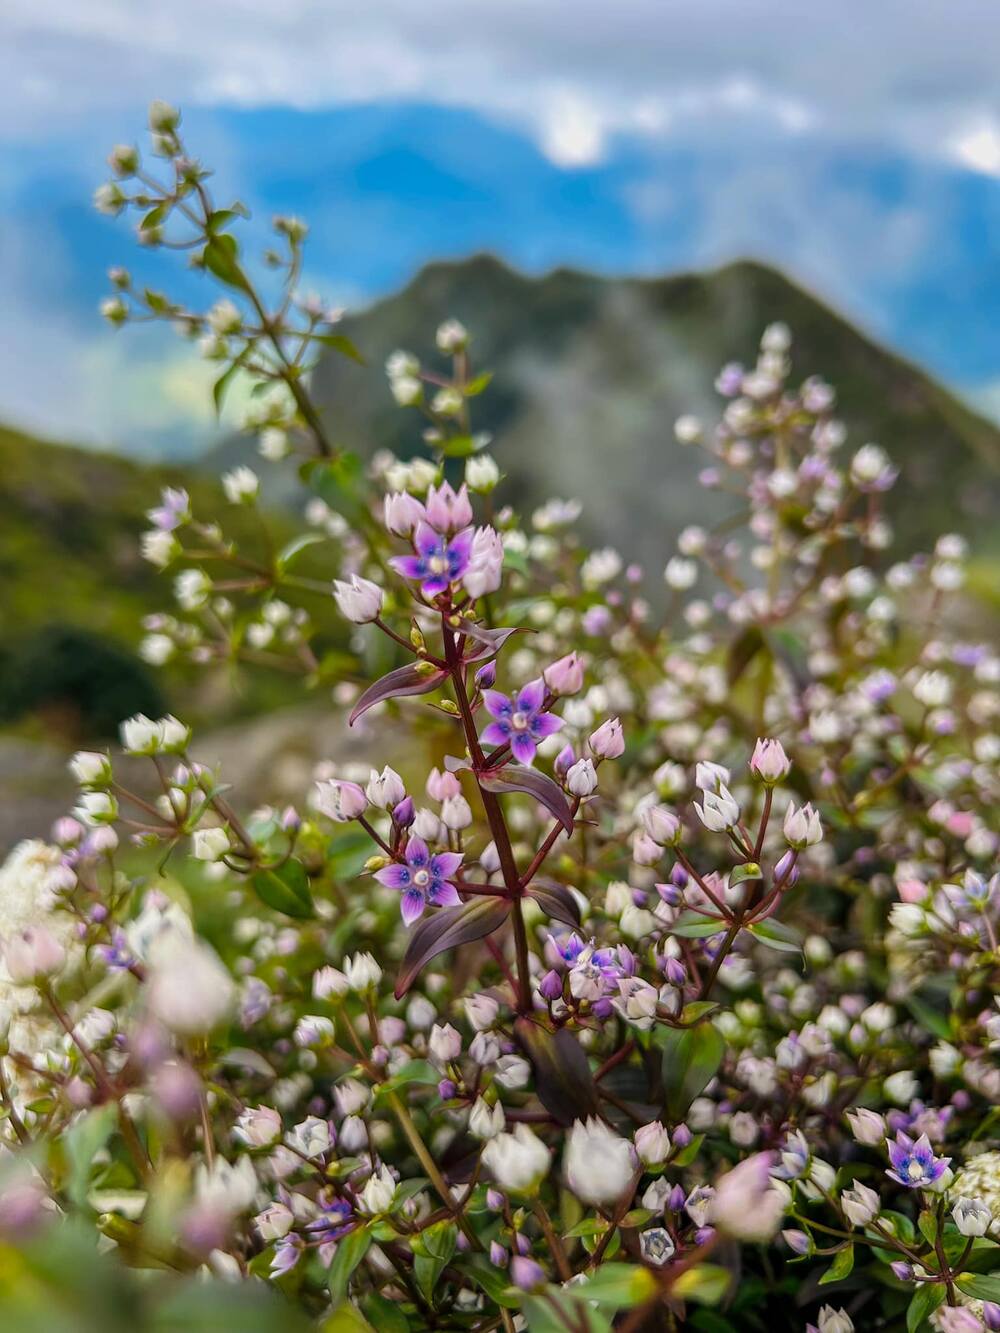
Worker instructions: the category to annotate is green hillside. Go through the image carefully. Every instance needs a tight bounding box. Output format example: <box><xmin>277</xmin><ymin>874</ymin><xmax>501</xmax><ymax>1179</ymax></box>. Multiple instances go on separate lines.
<box><xmin>309</xmin><ymin>256</ymin><xmax>1000</xmax><ymax>574</ymax></box>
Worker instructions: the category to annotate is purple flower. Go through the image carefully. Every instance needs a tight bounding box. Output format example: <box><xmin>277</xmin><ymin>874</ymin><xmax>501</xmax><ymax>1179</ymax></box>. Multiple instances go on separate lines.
<box><xmin>305</xmin><ymin>1194</ymin><xmax>355</xmax><ymax>1244</ymax></box>
<box><xmin>481</xmin><ymin>678</ymin><xmax>563</xmax><ymax>765</ymax></box>
<box><xmin>885</xmin><ymin>1131</ymin><xmax>950</xmax><ymax>1189</ymax></box>
<box><xmin>374</xmin><ymin>836</ymin><xmax>463</xmax><ymax>925</ymax></box>
<box><xmin>93</xmin><ymin>927</ymin><xmax>133</xmax><ymax>972</ymax></box>
<box><xmin>390</xmin><ymin>521</ymin><xmax>474</xmax><ymax>597</ymax></box>
<box><xmin>269</xmin><ymin>1233</ymin><xmax>303</xmax><ymax>1277</ymax></box>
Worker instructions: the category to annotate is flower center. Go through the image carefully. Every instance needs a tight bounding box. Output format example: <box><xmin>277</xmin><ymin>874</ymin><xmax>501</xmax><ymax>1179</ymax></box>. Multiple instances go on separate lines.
<box><xmin>511</xmin><ymin>711</ymin><xmax>530</xmax><ymax>731</ymax></box>
<box><xmin>906</xmin><ymin>1159</ymin><xmax>923</xmax><ymax>1180</ymax></box>
<box><xmin>412</xmin><ymin>868</ymin><xmax>431</xmax><ymax>888</ymax></box>
<box><xmin>428</xmin><ymin>554</ymin><xmax>449</xmax><ymax>574</ymax></box>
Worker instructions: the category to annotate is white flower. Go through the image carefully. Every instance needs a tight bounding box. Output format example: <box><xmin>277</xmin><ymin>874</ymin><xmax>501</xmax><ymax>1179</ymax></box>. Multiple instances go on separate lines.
<box><xmin>286</xmin><ymin>1115</ymin><xmax>332</xmax><ymax>1158</ymax></box>
<box><xmin>664</xmin><ymin>557</ymin><xmax>697</xmax><ymax>590</ymax></box>
<box><xmin>816</xmin><ymin>1307</ymin><xmax>853</xmax><ymax>1333</ymax></box>
<box><xmin>2</xmin><ymin>925</ymin><xmax>66</xmax><ymax>984</ymax></box>
<box><xmin>221</xmin><ymin>466</ymin><xmax>260</xmax><ymax>504</ymax></box>
<box><xmin>343</xmin><ymin>952</ymin><xmax>382</xmax><ymax>992</ymax></box>
<box><xmin>255</xmin><ymin>1203</ymin><xmax>294</xmax><ymax>1241</ymax></box>
<box><xmin>464</xmin><ymin>994</ymin><xmax>499</xmax><ymax>1032</ymax></box>
<box><xmin>435</xmin><ymin>319</ymin><xmax>468</xmax><ymax>353</ymax></box>
<box><xmin>365</xmin><ymin>767</ymin><xmax>406</xmax><ymax>811</ymax></box>
<box><xmin>841</xmin><ymin>1182</ymin><xmax>880</xmax><ymax>1227</ymax></box>
<box><xmin>191</xmin><ymin>827</ymin><xmax>231</xmax><ymax>861</ymax></box>
<box><xmin>120</xmin><ymin>714</ymin><xmax>163</xmax><ymax>754</ymax></box>
<box><xmin>469</xmin><ymin>1098</ymin><xmax>505</xmax><ymax>1140</ymax></box>
<box><xmin>952</xmin><ymin>1196</ymin><xmax>992</xmax><ymax>1237</ymax></box>
<box><xmin>464</xmin><ymin>525</ymin><xmax>504</xmax><ymax>599</ymax></box>
<box><xmin>696</xmin><ymin>784</ymin><xmax>740</xmax><ymax>833</ymax></box>
<box><xmin>694</xmin><ymin>761</ymin><xmax>730</xmax><ymax>792</ymax></box>
<box><xmin>332</xmin><ymin>575</ymin><xmax>383</xmax><ymax>624</ymax></box>
<box><xmin>566</xmin><ymin>758</ymin><xmax>598</xmax><ymax>796</ymax></box>
<box><xmin>429</xmin><ymin>1023</ymin><xmax>462</xmax><ymax>1063</ymax></box>
<box><xmin>494</xmin><ymin>1055</ymin><xmax>531</xmax><ymax>1090</ymax></box>
<box><xmin>390</xmin><ymin>374</ymin><xmax>423</xmax><ymax>406</ymax></box>
<box><xmin>710</xmin><ymin>1154</ymin><xmax>785</xmax><ymax>1240</ymax></box>
<box><xmin>234</xmin><ymin>1105</ymin><xmax>282</xmax><ymax>1148</ymax></box>
<box><xmin>674</xmin><ymin>414</ymin><xmax>702</xmax><ymax>444</ymax></box>
<box><xmin>360</xmin><ymin>1164</ymin><xmax>396</xmax><ymax>1214</ymax></box>
<box><xmin>207</xmin><ymin>299</ymin><xmax>242</xmax><ymax>336</ymax></box>
<box><xmin>465</xmin><ymin>454</ymin><xmax>499</xmax><ymax>492</ymax></box>
<box><xmin>194</xmin><ymin>1156</ymin><xmax>257</xmax><ymax>1216</ymax></box>
<box><xmin>75</xmin><ymin>791</ymin><xmax>118</xmax><ymax>826</ymax></box>
<box><xmin>70</xmin><ymin>751</ymin><xmax>112</xmax><ymax>786</ymax></box>
<box><xmin>913</xmin><ymin>670</ymin><xmax>952</xmax><ymax>708</ymax></box>
<box><xmin>140</xmin><ymin>529</ymin><xmax>178</xmax><ymax>568</ymax></box>
<box><xmin>635</xmin><ymin>1121</ymin><xmax>671</xmax><ymax>1166</ymax></box>
<box><xmin>482</xmin><ymin>1124</ymin><xmax>551</xmax><ymax>1194</ymax></box>
<box><xmin>146</xmin><ymin>930</ymin><xmax>235</xmax><ymax>1035</ymax></box>
<box><xmin>564</xmin><ymin>1118</ymin><xmax>636</xmax><ymax>1206</ymax></box>
<box><xmin>783</xmin><ymin>802</ymin><xmax>823</xmax><ymax>849</ymax></box>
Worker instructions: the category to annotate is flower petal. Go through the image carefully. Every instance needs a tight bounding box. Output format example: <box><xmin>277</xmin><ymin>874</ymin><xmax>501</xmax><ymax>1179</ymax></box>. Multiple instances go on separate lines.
<box><xmin>390</xmin><ymin>555</ymin><xmax>425</xmax><ymax>581</ymax></box>
<box><xmin>428</xmin><ymin>881</ymin><xmax>462</xmax><ymax>909</ymax></box>
<box><xmin>516</xmin><ymin>677</ymin><xmax>546</xmax><ymax>714</ymax></box>
<box><xmin>405</xmin><ymin>837</ymin><xmax>429</xmax><ymax>868</ymax></box>
<box><xmin>430</xmin><ymin>851</ymin><xmax>464</xmax><ymax>878</ymax></box>
<box><xmin>531</xmin><ymin>710</ymin><xmax>564</xmax><ymax>740</ymax></box>
<box><xmin>375</xmin><ymin>864</ymin><xmax>411</xmax><ymax>889</ymax></box>
<box><xmin>400</xmin><ymin>889</ymin><xmax>427</xmax><ymax>926</ymax></box>
<box><xmin>483</xmin><ymin>690</ymin><xmax>513</xmax><ymax>720</ymax></box>
<box><xmin>510</xmin><ymin>733</ymin><xmax>537</xmax><ymax>765</ymax></box>
<box><xmin>481</xmin><ymin>721</ymin><xmax>511</xmax><ymax>747</ymax></box>
<box><xmin>414</xmin><ymin>522</ymin><xmax>442</xmax><ymax>558</ymax></box>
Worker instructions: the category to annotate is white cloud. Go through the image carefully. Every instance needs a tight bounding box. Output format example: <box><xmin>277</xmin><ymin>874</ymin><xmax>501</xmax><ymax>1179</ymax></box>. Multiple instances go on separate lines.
<box><xmin>949</xmin><ymin>118</ymin><xmax>1000</xmax><ymax>177</ymax></box>
<box><xmin>3</xmin><ymin>0</ymin><xmax>1000</xmax><ymax>170</ymax></box>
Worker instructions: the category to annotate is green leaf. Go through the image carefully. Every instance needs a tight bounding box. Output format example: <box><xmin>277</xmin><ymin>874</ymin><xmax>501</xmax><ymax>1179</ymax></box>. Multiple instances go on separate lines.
<box><xmin>819</xmin><ymin>1244</ymin><xmax>854</xmax><ymax>1284</ymax></box>
<box><xmin>730</xmin><ymin>862</ymin><xmax>762</xmax><ymax>885</ymax></box>
<box><xmin>672</xmin><ymin>1131</ymin><xmax>705</xmax><ymax>1167</ymax></box>
<box><xmin>462</xmin><ymin>1256</ymin><xmax>521</xmax><ymax>1308</ymax></box>
<box><xmin>521</xmin><ymin>1291</ymin><xmax>614</xmax><ymax>1332</ymax></box>
<box><xmin>905</xmin><ymin>995</ymin><xmax>952</xmax><ymax>1041</ymax></box>
<box><xmin>322</xmin><ymin>1309</ymin><xmax>377</xmax><ymax>1333</ymax></box>
<box><xmin>907</xmin><ymin>1283</ymin><xmax>946</xmax><ymax>1332</ymax></box>
<box><xmin>917</xmin><ymin>1209</ymin><xmax>938</xmax><ymax>1247</ymax></box>
<box><xmin>661</xmin><ymin>1021</ymin><xmax>725</xmax><ymax>1119</ymax></box>
<box><xmin>464</xmin><ymin>371</ymin><xmax>493</xmax><ymax>396</ymax></box>
<box><xmin>747</xmin><ymin>918</ymin><xmax>803</xmax><ymax>953</ymax></box>
<box><xmin>202</xmin><ymin>234</ymin><xmax>250</xmax><ymax>291</ymax></box>
<box><xmin>437</xmin><ymin>434</ymin><xmax>486</xmax><ymax>458</ymax></box>
<box><xmin>671</xmin><ymin>1265</ymin><xmax>732</xmax><ymax>1306</ymax></box>
<box><xmin>671</xmin><ymin>911</ymin><xmax>726</xmax><ymax>939</ymax></box>
<box><xmin>412</xmin><ymin>1219</ymin><xmax>456</xmax><ymax>1300</ymax></box>
<box><xmin>373</xmin><ymin>1060</ymin><xmax>439</xmax><ymax>1100</ymax></box>
<box><xmin>212</xmin><ymin>357</ymin><xmax>246</xmax><ymax>415</ymax></box>
<box><xmin>328</xmin><ymin>1227</ymin><xmax>373</xmax><ymax>1307</ymax></box>
<box><xmin>311</xmin><ymin>452</ymin><xmax>367</xmax><ymax>523</ymax></box>
<box><xmin>314</xmin><ymin>333</ymin><xmax>365</xmax><ymax>364</ymax></box>
<box><xmin>957</xmin><ymin>1273</ymin><xmax>1000</xmax><ymax>1301</ymax></box>
<box><xmin>361</xmin><ymin>1292</ymin><xmax>410</xmax><ymax>1333</ymax></box>
<box><xmin>576</xmin><ymin>1263</ymin><xmax>658</xmax><ymax>1307</ymax></box>
<box><xmin>64</xmin><ymin>1103</ymin><xmax>118</xmax><ymax>1207</ymax></box>
<box><xmin>276</xmin><ymin>531</ymin><xmax>327</xmax><ymax>571</ymax></box>
<box><xmin>251</xmin><ymin>859</ymin><xmax>314</xmax><ymax>918</ymax></box>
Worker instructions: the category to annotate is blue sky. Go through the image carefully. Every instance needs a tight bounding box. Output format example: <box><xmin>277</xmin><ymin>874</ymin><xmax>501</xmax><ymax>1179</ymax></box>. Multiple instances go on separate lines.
<box><xmin>3</xmin><ymin>1</ymin><xmax>1000</xmax><ymax>457</ymax></box>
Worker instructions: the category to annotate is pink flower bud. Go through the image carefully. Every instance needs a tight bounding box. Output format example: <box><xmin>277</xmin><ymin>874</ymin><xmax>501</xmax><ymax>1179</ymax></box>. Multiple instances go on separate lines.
<box><xmin>750</xmin><ymin>737</ymin><xmax>791</xmax><ymax>784</ymax></box>
<box><xmin>543</xmin><ymin>652</ymin><xmax>584</xmax><ymax>696</ymax></box>
<box><xmin>589</xmin><ymin>717</ymin><xmax>624</xmax><ymax>759</ymax></box>
<box><xmin>314</xmin><ymin>779</ymin><xmax>367</xmax><ymax>822</ymax></box>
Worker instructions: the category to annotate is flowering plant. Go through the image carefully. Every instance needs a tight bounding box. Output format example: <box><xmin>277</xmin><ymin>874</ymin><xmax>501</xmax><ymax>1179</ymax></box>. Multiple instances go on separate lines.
<box><xmin>0</xmin><ymin>102</ymin><xmax>998</xmax><ymax>1332</ymax></box>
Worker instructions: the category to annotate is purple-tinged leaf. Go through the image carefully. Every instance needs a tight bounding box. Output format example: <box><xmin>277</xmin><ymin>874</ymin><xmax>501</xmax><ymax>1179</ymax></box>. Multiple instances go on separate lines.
<box><xmin>349</xmin><ymin>662</ymin><xmax>448</xmax><ymax>726</ymax></box>
<box><xmin>395</xmin><ymin>897</ymin><xmax>511</xmax><ymax>999</ymax></box>
<box><xmin>478</xmin><ymin>765</ymin><xmax>574</xmax><ymax>834</ymax></box>
<box><xmin>457</xmin><ymin>624</ymin><xmax>529</xmax><ymax>663</ymax></box>
<box><xmin>525</xmin><ymin>879</ymin><xmax>581</xmax><ymax>929</ymax></box>
<box><xmin>514</xmin><ymin>1019</ymin><xmax>601</xmax><ymax>1126</ymax></box>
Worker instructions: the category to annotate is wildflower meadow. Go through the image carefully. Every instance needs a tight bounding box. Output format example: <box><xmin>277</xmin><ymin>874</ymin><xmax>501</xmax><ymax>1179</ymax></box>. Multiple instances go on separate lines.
<box><xmin>1</xmin><ymin>102</ymin><xmax>998</xmax><ymax>1333</ymax></box>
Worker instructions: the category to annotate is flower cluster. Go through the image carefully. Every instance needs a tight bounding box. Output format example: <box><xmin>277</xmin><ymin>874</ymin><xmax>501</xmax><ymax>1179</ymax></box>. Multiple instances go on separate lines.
<box><xmin>0</xmin><ymin>105</ymin><xmax>996</xmax><ymax>1331</ymax></box>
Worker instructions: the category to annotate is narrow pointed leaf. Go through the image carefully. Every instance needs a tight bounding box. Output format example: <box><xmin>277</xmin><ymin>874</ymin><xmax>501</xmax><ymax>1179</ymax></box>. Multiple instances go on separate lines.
<box><xmin>515</xmin><ymin>1019</ymin><xmax>601</xmax><ymax>1125</ymax></box>
<box><xmin>349</xmin><ymin>663</ymin><xmax>448</xmax><ymax>726</ymax></box>
<box><xmin>525</xmin><ymin>879</ymin><xmax>581</xmax><ymax>928</ymax></box>
<box><xmin>660</xmin><ymin>1021</ymin><xmax>725</xmax><ymax>1119</ymax></box>
<box><xmin>479</xmin><ymin>765</ymin><xmax>574</xmax><ymax>834</ymax></box>
<box><xmin>395</xmin><ymin>897</ymin><xmax>511</xmax><ymax>998</ymax></box>
<box><xmin>251</xmin><ymin>859</ymin><xmax>314</xmax><ymax>918</ymax></box>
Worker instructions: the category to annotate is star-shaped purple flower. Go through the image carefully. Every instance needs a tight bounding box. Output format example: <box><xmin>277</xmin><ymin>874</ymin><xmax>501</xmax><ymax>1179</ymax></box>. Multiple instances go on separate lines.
<box><xmin>305</xmin><ymin>1193</ymin><xmax>355</xmax><ymax>1244</ymax></box>
<box><xmin>885</xmin><ymin>1131</ymin><xmax>950</xmax><ymax>1189</ymax></box>
<box><xmin>389</xmin><ymin>521</ymin><xmax>474</xmax><ymax>598</ymax></box>
<box><xmin>374</xmin><ymin>836</ymin><xmax>463</xmax><ymax>925</ymax></box>
<box><xmin>481</xmin><ymin>678</ymin><xmax>563</xmax><ymax>765</ymax></box>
